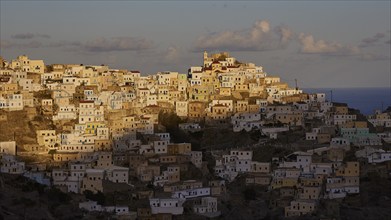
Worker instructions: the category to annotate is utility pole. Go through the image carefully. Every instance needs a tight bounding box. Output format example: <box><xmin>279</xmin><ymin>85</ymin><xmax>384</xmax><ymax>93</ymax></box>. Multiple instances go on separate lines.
<box><xmin>330</xmin><ymin>90</ymin><xmax>333</xmax><ymax>103</ymax></box>
<box><xmin>295</xmin><ymin>79</ymin><xmax>298</xmax><ymax>90</ymax></box>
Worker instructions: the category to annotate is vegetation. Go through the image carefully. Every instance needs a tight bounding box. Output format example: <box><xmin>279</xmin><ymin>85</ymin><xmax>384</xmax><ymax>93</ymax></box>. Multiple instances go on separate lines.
<box><xmin>180</xmin><ymin>163</ymin><xmax>204</xmax><ymax>180</ymax></box>
<box><xmin>158</xmin><ymin>111</ymin><xmax>182</xmax><ymax>130</ymax></box>
<box><xmin>234</xmin><ymin>60</ymin><xmax>242</xmax><ymax>65</ymax></box>
<box><xmin>45</xmin><ymin>65</ymin><xmax>53</xmax><ymax>72</ymax></box>
<box><xmin>243</xmin><ymin>187</ymin><xmax>257</xmax><ymax>201</ymax></box>
<box><xmin>47</xmin><ymin>187</ymin><xmax>71</xmax><ymax>205</ymax></box>
<box><xmin>158</xmin><ymin>111</ymin><xmax>189</xmax><ymax>143</ymax></box>
<box><xmin>83</xmin><ymin>190</ymin><xmax>106</xmax><ymax>205</ymax></box>
<box><xmin>33</xmin><ymin>90</ymin><xmax>52</xmax><ymax>99</ymax></box>
<box><xmin>216</xmin><ymin>54</ymin><xmax>228</xmax><ymax>61</ymax></box>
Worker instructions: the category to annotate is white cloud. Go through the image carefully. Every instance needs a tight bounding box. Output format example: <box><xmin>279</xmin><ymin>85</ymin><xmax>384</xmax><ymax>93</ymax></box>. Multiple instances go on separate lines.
<box><xmin>83</xmin><ymin>37</ymin><xmax>154</xmax><ymax>52</ymax></box>
<box><xmin>45</xmin><ymin>37</ymin><xmax>154</xmax><ymax>53</ymax></box>
<box><xmin>11</xmin><ymin>33</ymin><xmax>51</xmax><ymax>40</ymax></box>
<box><xmin>359</xmin><ymin>53</ymin><xmax>389</xmax><ymax>61</ymax></box>
<box><xmin>151</xmin><ymin>46</ymin><xmax>183</xmax><ymax>68</ymax></box>
<box><xmin>298</xmin><ymin>33</ymin><xmax>360</xmax><ymax>56</ymax></box>
<box><xmin>11</xmin><ymin>33</ymin><xmax>35</xmax><ymax>40</ymax></box>
<box><xmin>0</xmin><ymin>40</ymin><xmax>14</xmax><ymax>49</ymax></box>
<box><xmin>193</xmin><ymin>20</ymin><xmax>293</xmax><ymax>52</ymax></box>
<box><xmin>277</xmin><ymin>26</ymin><xmax>294</xmax><ymax>44</ymax></box>
<box><xmin>162</xmin><ymin>46</ymin><xmax>180</xmax><ymax>64</ymax></box>
<box><xmin>0</xmin><ymin>40</ymin><xmax>43</xmax><ymax>49</ymax></box>
<box><xmin>360</xmin><ymin>32</ymin><xmax>386</xmax><ymax>47</ymax></box>
<box><xmin>48</xmin><ymin>40</ymin><xmax>82</xmax><ymax>48</ymax></box>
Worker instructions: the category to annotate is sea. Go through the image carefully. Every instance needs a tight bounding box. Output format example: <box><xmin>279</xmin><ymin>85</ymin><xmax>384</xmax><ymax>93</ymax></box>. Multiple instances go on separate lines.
<box><xmin>303</xmin><ymin>87</ymin><xmax>391</xmax><ymax>116</ymax></box>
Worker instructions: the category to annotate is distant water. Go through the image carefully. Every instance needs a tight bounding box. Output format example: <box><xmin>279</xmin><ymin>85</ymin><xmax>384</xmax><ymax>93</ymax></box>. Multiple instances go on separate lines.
<box><xmin>304</xmin><ymin>87</ymin><xmax>391</xmax><ymax>115</ymax></box>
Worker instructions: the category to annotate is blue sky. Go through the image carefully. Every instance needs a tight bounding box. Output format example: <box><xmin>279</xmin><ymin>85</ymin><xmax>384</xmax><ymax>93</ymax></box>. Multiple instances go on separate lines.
<box><xmin>1</xmin><ymin>1</ymin><xmax>390</xmax><ymax>88</ymax></box>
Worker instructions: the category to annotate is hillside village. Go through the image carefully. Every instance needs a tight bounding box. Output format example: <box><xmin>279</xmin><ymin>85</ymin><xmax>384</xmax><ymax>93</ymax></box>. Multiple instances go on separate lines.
<box><xmin>0</xmin><ymin>52</ymin><xmax>391</xmax><ymax>219</ymax></box>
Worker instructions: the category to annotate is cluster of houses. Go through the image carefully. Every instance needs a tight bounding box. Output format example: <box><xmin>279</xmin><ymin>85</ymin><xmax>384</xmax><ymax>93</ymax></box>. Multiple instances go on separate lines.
<box><xmin>1</xmin><ymin>53</ymin><xmax>391</xmax><ymax>218</ymax></box>
<box><xmin>209</xmin><ymin>147</ymin><xmax>361</xmax><ymax>217</ymax></box>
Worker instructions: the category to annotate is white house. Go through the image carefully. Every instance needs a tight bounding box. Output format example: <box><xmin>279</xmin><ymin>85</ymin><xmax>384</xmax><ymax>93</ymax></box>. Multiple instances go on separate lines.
<box><xmin>185</xmin><ymin>151</ymin><xmax>203</xmax><ymax>168</ymax></box>
<box><xmin>367</xmin><ymin>151</ymin><xmax>391</xmax><ymax>164</ymax></box>
<box><xmin>193</xmin><ymin>197</ymin><xmax>220</xmax><ymax>217</ymax></box>
<box><xmin>106</xmin><ymin>166</ymin><xmax>129</xmax><ymax>184</ymax></box>
<box><xmin>7</xmin><ymin>94</ymin><xmax>23</xmax><ymax>111</ymax></box>
<box><xmin>149</xmin><ymin>198</ymin><xmax>184</xmax><ymax>215</ymax></box>
<box><xmin>1</xmin><ymin>154</ymin><xmax>25</xmax><ymax>174</ymax></box>
<box><xmin>153</xmin><ymin>140</ymin><xmax>168</xmax><ymax>154</ymax></box>
<box><xmin>172</xmin><ymin>187</ymin><xmax>211</xmax><ymax>200</ymax></box>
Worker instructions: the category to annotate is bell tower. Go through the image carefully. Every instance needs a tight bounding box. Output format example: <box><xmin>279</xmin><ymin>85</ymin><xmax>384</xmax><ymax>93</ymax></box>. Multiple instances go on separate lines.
<box><xmin>203</xmin><ymin>51</ymin><xmax>208</xmax><ymax>67</ymax></box>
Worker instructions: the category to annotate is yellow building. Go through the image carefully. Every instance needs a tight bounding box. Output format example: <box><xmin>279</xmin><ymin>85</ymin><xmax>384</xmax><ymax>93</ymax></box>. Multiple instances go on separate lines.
<box><xmin>235</xmin><ymin>100</ymin><xmax>249</xmax><ymax>113</ymax></box>
<box><xmin>333</xmin><ymin>105</ymin><xmax>349</xmax><ymax>115</ymax></box>
<box><xmin>271</xmin><ymin>177</ymin><xmax>298</xmax><ymax>189</ymax></box>
<box><xmin>167</xmin><ymin>143</ymin><xmax>192</xmax><ymax>155</ymax></box>
<box><xmin>0</xmin><ymin>83</ymin><xmax>18</xmax><ymax>93</ymax></box>
<box><xmin>335</xmin><ymin>162</ymin><xmax>359</xmax><ymax>177</ymax></box>
<box><xmin>245</xmin><ymin>174</ymin><xmax>272</xmax><ymax>186</ymax></box>
<box><xmin>298</xmin><ymin>186</ymin><xmax>321</xmax><ymax>200</ymax></box>
<box><xmin>137</xmin><ymin>165</ymin><xmax>161</xmax><ymax>182</ymax></box>
<box><xmin>81</xmin><ymin>169</ymin><xmax>105</xmax><ymax>193</ymax></box>
<box><xmin>188</xmin><ymin>101</ymin><xmax>207</xmax><ymax>119</ymax></box>
<box><xmin>10</xmin><ymin>55</ymin><xmax>45</xmax><ymax>74</ymax></box>
<box><xmin>276</xmin><ymin>112</ymin><xmax>303</xmax><ymax>126</ymax></box>
<box><xmin>85</xmin><ymin>122</ymin><xmax>106</xmax><ymax>135</ymax></box>
<box><xmin>189</xmin><ymin>85</ymin><xmax>213</xmax><ymax>102</ymax></box>
<box><xmin>219</xmin><ymin>87</ymin><xmax>232</xmax><ymax>96</ymax></box>
<box><xmin>95</xmin><ymin>152</ymin><xmax>113</xmax><ymax>169</ymax></box>
<box><xmin>285</xmin><ymin>200</ymin><xmax>316</xmax><ymax>217</ymax></box>
<box><xmin>129</xmin><ymin>154</ymin><xmax>147</xmax><ymax>169</ymax></box>
<box><xmin>94</xmin><ymin>140</ymin><xmax>112</xmax><ymax>151</ymax></box>
<box><xmin>248</xmin><ymin>104</ymin><xmax>260</xmax><ymax>113</ymax></box>
<box><xmin>53</xmin><ymin>152</ymin><xmax>79</xmax><ymax>162</ymax></box>
<box><xmin>208</xmin><ymin>104</ymin><xmax>230</xmax><ymax>121</ymax></box>
<box><xmin>234</xmin><ymin>84</ymin><xmax>249</xmax><ymax>92</ymax></box>
<box><xmin>339</xmin><ymin>121</ymin><xmax>368</xmax><ymax>129</ymax></box>
<box><xmin>299</xmin><ymin>177</ymin><xmax>323</xmax><ymax>187</ymax></box>
<box><xmin>36</xmin><ymin>130</ymin><xmax>57</xmax><ymax>149</ymax></box>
